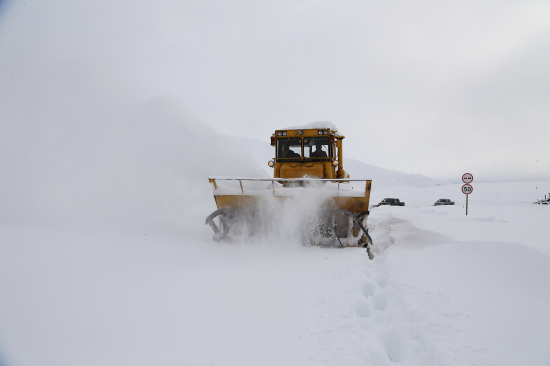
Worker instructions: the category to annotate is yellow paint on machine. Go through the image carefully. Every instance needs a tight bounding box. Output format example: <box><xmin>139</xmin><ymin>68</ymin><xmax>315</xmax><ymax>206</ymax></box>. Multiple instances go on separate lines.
<box><xmin>211</xmin><ymin>180</ymin><xmax>372</xmax><ymax>215</ymax></box>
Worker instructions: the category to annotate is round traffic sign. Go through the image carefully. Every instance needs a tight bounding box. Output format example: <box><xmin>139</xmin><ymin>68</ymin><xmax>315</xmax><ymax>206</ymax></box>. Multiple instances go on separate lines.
<box><xmin>462</xmin><ymin>183</ymin><xmax>473</xmax><ymax>194</ymax></box>
<box><xmin>462</xmin><ymin>173</ymin><xmax>473</xmax><ymax>183</ymax></box>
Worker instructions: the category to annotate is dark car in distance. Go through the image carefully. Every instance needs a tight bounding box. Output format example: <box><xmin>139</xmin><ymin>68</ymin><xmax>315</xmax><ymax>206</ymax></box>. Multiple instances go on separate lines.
<box><xmin>434</xmin><ymin>199</ymin><xmax>455</xmax><ymax>206</ymax></box>
<box><xmin>377</xmin><ymin>198</ymin><xmax>405</xmax><ymax>207</ymax></box>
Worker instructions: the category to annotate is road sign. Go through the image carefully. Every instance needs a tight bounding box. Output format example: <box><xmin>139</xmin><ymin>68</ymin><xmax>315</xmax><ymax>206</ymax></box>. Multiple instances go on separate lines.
<box><xmin>462</xmin><ymin>173</ymin><xmax>473</xmax><ymax>184</ymax></box>
<box><xmin>462</xmin><ymin>184</ymin><xmax>473</xmax><ymax>194</ymax></box>
<box><xmin>461</xmin><ymin>175</ymin><xmax>473</xmax><ymax>215</ymax></box>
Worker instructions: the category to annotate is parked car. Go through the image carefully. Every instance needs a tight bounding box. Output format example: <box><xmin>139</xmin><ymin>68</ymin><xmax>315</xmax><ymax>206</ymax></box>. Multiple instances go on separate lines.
<box><xmin>377</xmin><ymin>198</ymin><xmax>405</xmax><ymax>207</ymax></box>
<box><xmin>434</xmin><ymin>199</ymin><xmax>455</xmax><ymax>206</ymax></box>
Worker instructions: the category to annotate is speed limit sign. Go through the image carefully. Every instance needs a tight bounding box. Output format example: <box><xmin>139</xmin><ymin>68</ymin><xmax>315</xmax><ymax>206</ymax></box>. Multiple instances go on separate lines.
<box><xmin>462</xmin><ymin>184</ymin><xmax>473</xmax><ymax>194</ymax></box>
<box><xmin>462</xmin><ymin>174</ymin><xmax>473</xmax><ymax>215</ymax></box>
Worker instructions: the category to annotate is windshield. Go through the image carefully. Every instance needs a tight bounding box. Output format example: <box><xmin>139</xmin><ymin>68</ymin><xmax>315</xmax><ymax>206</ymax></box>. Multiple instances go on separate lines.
<box><xmin>303</xmin><ymin>137</ymin><xmax>330</xmax><ymax>159</ymax></box>
<box><xmin>276</xmin><ymin>138</ymin><xmax>302</xmax><ymax>161</ymax></box>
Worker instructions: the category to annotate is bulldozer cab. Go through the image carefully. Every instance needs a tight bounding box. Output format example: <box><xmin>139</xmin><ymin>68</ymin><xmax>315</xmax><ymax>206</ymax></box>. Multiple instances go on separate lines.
<box><xmin>271</xmin><ymin>128</ymin><xmax>345</xmax><ymax>179</ymax></box>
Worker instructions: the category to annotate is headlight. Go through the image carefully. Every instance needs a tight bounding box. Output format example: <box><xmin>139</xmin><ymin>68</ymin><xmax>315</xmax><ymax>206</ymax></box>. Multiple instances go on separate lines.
<box><xmin>268</xmin><ymin>160</ymin><xmax>274</xmax><ymax>168</ymax></box>
<box><xmin>332</xmin><ymin>160</ymin><xmax>338</xmax><ymax>167</ymax></box>
<box><xmin>318</xmin><ymin>130</ymin><xmax>327</xmax><ymax>135</ymax></box>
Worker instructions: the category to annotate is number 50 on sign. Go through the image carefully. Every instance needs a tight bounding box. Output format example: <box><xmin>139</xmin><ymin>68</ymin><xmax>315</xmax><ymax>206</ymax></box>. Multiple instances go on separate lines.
<box><xmin>462</xmin><ymin>184</ymin><xmax>473</xmax><ymax>194</ymax></box>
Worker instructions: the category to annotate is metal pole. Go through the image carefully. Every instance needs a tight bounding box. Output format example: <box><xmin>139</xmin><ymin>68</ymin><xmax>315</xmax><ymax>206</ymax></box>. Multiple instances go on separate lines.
<box><xmin>466</xmin><ymin>194</ymin><xmax>468</xmax><ymax>215</ymax></box>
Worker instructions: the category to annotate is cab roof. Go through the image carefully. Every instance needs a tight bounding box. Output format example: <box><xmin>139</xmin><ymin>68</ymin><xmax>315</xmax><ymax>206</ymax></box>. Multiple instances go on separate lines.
<box><xmin>281</xmin><ymin>121</ymin><xmax>338</xmax><ymax>132</ymax></box>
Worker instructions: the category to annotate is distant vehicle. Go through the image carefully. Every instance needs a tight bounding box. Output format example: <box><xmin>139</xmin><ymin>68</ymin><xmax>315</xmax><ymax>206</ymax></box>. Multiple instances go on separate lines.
<box><xmin>377</xmin><ymin>198</ymin><xmax>405</xmax><ymax>207</ymax></box>
<box><xmin>434</xmin><ymin>199</ymin><xmax>455</xmax><ymax>206</ymax></box>
<box><xmin>533</xmin><ymin>194</ymin><xmax>549</xmax><ymax>205</ymax></box>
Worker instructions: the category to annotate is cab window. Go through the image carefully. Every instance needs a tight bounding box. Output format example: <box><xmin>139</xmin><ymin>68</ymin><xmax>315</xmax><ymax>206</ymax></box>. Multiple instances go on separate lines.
<box><xmin>303</xmin><ymin>137</ymin><xmax>330</xmax><ymax>159</ymax></box>
<box><xmin>277</xmin><ymin>138</ymin><xmax>302</xmax><ymax>161</ymax></box>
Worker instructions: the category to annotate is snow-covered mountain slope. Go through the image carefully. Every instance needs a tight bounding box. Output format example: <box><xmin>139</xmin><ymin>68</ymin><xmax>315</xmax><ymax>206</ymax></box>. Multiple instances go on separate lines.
<box><xmin>345</xmin><ymin>158</ymin><xmax>449</xmax><ymax>189</ymax></box>
<box><xmin>0</xmin><ymin>98</ymin><xmax>268</xmax><ymax>224</ymax></box>
<box><xmin>227</xmin><ymin>136</ymin><xmax>274</xmax><ymax>177</ymax></box>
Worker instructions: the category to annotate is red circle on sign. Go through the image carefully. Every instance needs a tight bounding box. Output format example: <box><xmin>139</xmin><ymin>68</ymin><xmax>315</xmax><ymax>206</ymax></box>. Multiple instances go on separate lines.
<box><xmin>462</xmin><ymin>183</ymin><xmax>473</xmax><ymax>194</ymax></box>
<box><xmin>462</xmin><ymin>173</ymin><xmax>473</xmax><ymax>183</ymax></box>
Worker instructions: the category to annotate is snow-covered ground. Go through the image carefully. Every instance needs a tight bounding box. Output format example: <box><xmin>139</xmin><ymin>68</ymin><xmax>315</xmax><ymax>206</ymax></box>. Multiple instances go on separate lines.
<box><xmin>1</xmin><ymin>181</ymin><xmax>549</xmax><ymax>366</ymax></box>
<box><xmin>1</xmin><ymin>110</ymin><xmax>550</xmax><ymax>365</ymax></box>
<box><xmin>367</xmin><ymin>183</ymin><xmax>550</xmax><ymax>366</ymax></box>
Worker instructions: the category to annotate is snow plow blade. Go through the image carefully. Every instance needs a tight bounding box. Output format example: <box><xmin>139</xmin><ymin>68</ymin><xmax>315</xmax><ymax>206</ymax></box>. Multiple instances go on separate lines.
<box><xmin>205</xmin><ymin>178</ymin><xmax>374</xmax><ymax>258</ymax></box>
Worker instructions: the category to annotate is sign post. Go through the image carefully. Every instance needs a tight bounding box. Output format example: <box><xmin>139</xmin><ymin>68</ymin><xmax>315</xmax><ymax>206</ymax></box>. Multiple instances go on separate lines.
<box><xmin>461</xmin><ymin>173</ymin><xmax>473</xmax><ymax>215</ymax></box>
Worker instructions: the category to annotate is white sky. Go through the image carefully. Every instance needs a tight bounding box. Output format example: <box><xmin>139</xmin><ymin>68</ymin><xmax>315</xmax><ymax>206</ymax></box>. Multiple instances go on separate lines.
<box><xmin>1</xmin><ymin>0</ymin><xmax>549</xmax><ymax>182</ymax></box>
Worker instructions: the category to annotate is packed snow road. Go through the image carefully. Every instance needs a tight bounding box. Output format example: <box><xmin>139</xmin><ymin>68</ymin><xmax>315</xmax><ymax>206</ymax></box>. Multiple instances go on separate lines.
<box><xmin>1</xmin><ymin>182</ymin><xmax>550</xmax><ymax>366</ymax></box>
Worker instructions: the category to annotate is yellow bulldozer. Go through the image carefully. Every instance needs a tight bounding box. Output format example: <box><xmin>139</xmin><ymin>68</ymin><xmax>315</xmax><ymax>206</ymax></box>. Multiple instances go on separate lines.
<box><xmin>205</xmin><ymin>124</ymin><xmax>374</xmax><ymax>258</ymax></box>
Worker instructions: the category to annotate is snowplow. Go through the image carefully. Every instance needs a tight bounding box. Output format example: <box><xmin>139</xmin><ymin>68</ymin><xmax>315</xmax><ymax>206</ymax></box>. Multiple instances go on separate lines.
<box><xmin>205</xmin><ymin>124</ymin><xmax>374</xmax><ymax>258</ymax></box>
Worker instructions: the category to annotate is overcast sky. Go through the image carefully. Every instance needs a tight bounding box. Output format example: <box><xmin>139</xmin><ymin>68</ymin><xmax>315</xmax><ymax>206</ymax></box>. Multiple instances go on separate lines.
<box><xmin>1</xmin><ymin>0</ymin><xmax>549</xmax><ymax>182</ymax></box>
